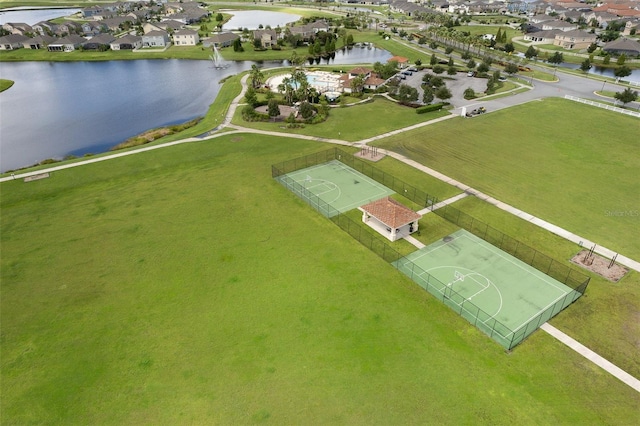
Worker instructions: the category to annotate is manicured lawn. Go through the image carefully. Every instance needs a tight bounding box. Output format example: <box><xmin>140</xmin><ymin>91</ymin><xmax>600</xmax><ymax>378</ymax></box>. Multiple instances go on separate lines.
<box><xmin>373</xmin><ymin>98</ymin><xmax>640</xmax><ymax>259</ymax></box>
<box><xmin>232</xmin><ymin>97</ymin><xmax>450</xmax><ymax>141</ymax></box>
<box><xmin>2</xmin><ymin>134</ymin><xmax>638</xmax><ymax>423</ymax></box>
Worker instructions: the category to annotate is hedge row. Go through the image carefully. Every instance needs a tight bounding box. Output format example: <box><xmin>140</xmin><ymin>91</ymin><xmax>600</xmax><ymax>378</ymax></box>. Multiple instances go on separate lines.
<box><xmin>416</xmin><ymin>103</ymin><xmax>444</xmax><ymax>114</ymax></box>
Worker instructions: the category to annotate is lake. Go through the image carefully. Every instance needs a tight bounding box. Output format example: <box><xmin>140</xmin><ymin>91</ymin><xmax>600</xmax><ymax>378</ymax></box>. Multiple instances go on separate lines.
<box><xmin>0</xmin><ymin>7</ymin><xmax>81</xmax><ymax>25</ymax></box>
<box><xmin>0</xmin><ymin>48</ymin><xmax>392</xmax><ymax>172</ymax></box>
<box><xmin>222</xmin><ymin>10</ymin><xmax>301</xmax><ymax>31</ymax></box>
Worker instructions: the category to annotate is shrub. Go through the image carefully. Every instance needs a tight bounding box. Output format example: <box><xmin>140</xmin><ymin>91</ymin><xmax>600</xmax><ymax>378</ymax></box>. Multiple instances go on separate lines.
<box><xmin>416</xmin><ymin>103</ymin><xmax>444</xmax><ymax>114</ymax></box>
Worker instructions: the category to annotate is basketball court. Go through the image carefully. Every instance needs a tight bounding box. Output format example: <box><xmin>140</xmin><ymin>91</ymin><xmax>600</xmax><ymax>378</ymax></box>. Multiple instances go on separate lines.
<box><xmin>394</xmin><ymin>230</ymin><xmax>582</xmax><ymax>348</ymax></box>
<box><xmin>276</xmin><ymin>160</ymin><xmax>394</xmax><ymax>217</ymax></box>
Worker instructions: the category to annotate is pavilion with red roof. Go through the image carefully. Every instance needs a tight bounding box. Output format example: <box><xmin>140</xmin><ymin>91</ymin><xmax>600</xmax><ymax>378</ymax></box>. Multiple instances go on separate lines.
<box><xmin>358</xmin><ymin>197</ymin><xmax>422</xmax><ymax>242</ymax></box>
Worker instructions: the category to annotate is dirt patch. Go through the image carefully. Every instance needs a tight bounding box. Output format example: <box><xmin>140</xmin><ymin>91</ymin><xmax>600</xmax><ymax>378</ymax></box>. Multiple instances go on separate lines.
<box><xmin>255</xmin><ymin>105</ymin><xmax>296</xmax><ymax>121</ymax></box>
<box><xmin>571</xmin><ymin>250</ymin><xmax>629</xmax><ymax>282</ymax></box>
<box><xmin>354</xmin><ymin>147</ymin><xmax>385</xmax><ymax>162</ymax></box>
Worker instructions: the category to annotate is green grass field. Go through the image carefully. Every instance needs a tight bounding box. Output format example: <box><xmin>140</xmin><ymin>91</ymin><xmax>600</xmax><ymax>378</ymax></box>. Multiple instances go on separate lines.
<box><xmin>373</xmin><ymin>98</ymin><xmax>640</xmax><ymax>260</ymax></box>
<box><xmin>233</xmin><ymin>97</ymin><xmax>450</xmax><ymax>141</ymax></box>
<box><xmin>2</xmin><ymin>133</ymin><xmax>639</xmax><ymax>423</ymax></box>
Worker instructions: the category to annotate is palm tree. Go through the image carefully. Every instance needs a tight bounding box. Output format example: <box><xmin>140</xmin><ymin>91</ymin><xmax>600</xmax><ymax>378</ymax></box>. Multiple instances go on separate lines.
<box><xmin>249</xmin><ymin>65</ymin><xmax>264</xmax><ymax>89</ymax></box>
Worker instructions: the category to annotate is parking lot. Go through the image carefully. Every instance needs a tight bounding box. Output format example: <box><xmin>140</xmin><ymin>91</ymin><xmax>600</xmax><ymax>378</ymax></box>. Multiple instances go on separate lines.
<box><xmin>396</xmin><ymin>68</ymin><xmax>489</xmax><ymax>108</ymax></box>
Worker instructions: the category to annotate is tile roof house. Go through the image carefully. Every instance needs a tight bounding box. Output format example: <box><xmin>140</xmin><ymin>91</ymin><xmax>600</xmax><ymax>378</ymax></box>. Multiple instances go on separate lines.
<box><xmin>359</xmin><ymin>197</ymin><xmax>422</xmax><ymax>242</ymax></box>
<box><xmin>388</xmin><ymin>55</ymin><xmax>410</xmax><ymax>68</ymax></box>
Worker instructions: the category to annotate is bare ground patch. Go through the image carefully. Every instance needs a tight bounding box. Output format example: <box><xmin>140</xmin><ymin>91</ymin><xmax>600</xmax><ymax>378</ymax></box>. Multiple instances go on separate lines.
<box><xmin>571</xmin><ymin>250</ymin><xmax>629</xmax><ymax>282</ymax></box>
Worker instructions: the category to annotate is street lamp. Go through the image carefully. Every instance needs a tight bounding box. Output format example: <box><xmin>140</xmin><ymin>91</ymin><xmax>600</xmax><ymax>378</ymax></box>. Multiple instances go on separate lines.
<box><xmin>601</xmin><ymin>80</ymin><xmax>606</xmax><ymax>92</ymax></box>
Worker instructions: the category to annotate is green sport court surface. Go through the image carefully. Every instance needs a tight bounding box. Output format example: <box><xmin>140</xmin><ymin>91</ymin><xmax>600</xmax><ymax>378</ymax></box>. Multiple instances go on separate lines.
<box><xmin>276</xmin><ymin>160</ymin><xmax>394</xmax><ymax>216</ymax></box>
<box><xmin>395</xmin><ymin>230</ymin><xmax>582</xmax><ymax>348</ymax></box>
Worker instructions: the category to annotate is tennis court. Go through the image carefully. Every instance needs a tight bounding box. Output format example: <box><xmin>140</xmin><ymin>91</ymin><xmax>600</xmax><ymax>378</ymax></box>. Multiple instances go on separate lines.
<box><xmin>276</xmin><ymin>160</ymin><xmax>394</xmax><ymax>216</ymax></box>
<box><xmin>395</xmin><ymin>230</ymin><xmax>582</xmax><ymax>348</ymax></box>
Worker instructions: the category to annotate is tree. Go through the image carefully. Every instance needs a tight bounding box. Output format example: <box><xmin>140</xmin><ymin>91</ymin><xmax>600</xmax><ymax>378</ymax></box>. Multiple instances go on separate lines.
<box><xmin>614</xmin><ymin>65</ymin><xmax>631</xmax><ymax>80</ymax></box>
<box><xmin>477</xmin><ymin>62</ymin><xmax>490</xmax><ymax>74</ymax></box>
<box><xmin>447</xmin><ymin>66</ymin><xmax>457</xmax><ymax>75</ymax></box>
<box><xmin>603</xmin><ymin>54</ymin><xmax>610</xmax><ymax>65</ymax></box>
<box><xmin>548</xmin><ymin>52</ymin><xmax>564</xmax><ymax>65</ymax></box>
<box><xmin>587</xmin><ymin>43</ymin><xmax>597</xmax><ymax>53</ymax></box>
<box><xmin>216</xmin><ymin>13</ymin><xmax>223</xmax><ymax>23</ymax></box>
<box><xmin>616</xmin><ymin>54</ymin><xmax>626</xmax><ymax>66</ymax></box>
<box><xmin>432</xmin><ymin>65</ymin><xmax>445</xmax><ymax>74</ymax></box>
<box><xmin>495</xmin><ymin>28</ymin><xmax>502</xmax><ymax>44</ymax></box>
<box><xmin>233</xmin><ymin>38</ymin><xmax>243</xmax><ymax>52</ymax></box>
<box><xmin>350</xmin><ymin>75</ymin><xmax>365</xmax><ymax>94</ymax></box>
<box><xmin>434</xmin><ymin>86</ymin><xmax>452</xmax><ymax>103</ymax></box>
<box><xmin>397</xmin><ymin>84</ymin><xmax>419</xmax><ymax>103</ymax></box>
<box><xmin>463</xmin><ymin>87</ymin><xmax>476</xmax><ymax>100</ymax></box>
<box><xmin>466</xmin><ymin>59</ymin><xmax>476</xmax><ymax>70</ymax></box>
<box><xmin>524</xmin><ymin>45</ymin><xmax>538</xmax><ymax>59</ymax></box>
<box><xmin>504</xmin><ymin>42</ymin><xmax>515</xmax><ymax>54</ymax></box>
<box><xmin>267</xmin><ymin>99</ymin><xmax>280</xmax><ymax>121</ymax></box>
<box><xmin>504</xmin><ymin>62</ymin><xmax>519</xmax><ymax>75</ymax></box>
<box><xmin>346</xmin><ymin>33</ymin><xmax>354</xmax><ymax>46</ymax></box>
<box><xmin>422</xmin><ymin>87</ymin><xmax>434</xmax><ymax>104</ymax></box>
<box><xmin>430</xmin><ymin>54</ymin><xmax>437</xmax><ymax>66</ymax></box>
<box><xmin>614</xmin><ymin>88</ymin><xmax>638</xmax><ymax>105</ymax></box>
<box><xmin>448</xmin><ymin>57</ymin><xmax>454</xmax><ymax>67</ymax></box>
<box><xmin>249</xmin><ymin>65</ymin><xmax>264</xmax><ymax>89</ymax></box>
<box><xmin>445</xmin><ymin>46</ymin><xmax>454</xmax><ymax>54</ymax></box>
<box><xmin>244</xmin><ymin>87</ymin><xmax>257</xmax><ymax>107</ymax></box>
<box><xmin>580</xmin><ymin>59</ymin><xmax>592</xmax><ymax>73</ymax></box>
<box><xmin>299</xmin><ymin>101</ymin><xmax>315</xmax><ymax>119</ymax></box>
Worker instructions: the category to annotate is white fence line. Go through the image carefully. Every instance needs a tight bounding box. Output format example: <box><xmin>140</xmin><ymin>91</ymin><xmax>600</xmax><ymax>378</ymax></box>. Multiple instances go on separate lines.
<box><xmin>564</xmin><ymin>95</ymin><xmax>640</xmax><ymax>118</ymax></box>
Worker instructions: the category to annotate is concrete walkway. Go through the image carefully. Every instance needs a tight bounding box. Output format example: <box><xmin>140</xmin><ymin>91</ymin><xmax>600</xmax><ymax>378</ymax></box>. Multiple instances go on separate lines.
<box><xmin>417</xmin><ymin>192</ymin><xmax>469</xmax><ymax>215</ymax></box>
<box><xmin>541</xmin><ymin>323</ymin><xmax>640</xmax><ymax>392</ymax></box>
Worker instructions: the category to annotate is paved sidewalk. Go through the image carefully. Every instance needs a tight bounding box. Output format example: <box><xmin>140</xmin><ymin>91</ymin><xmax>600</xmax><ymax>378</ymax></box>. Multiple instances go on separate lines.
<box><xmin>541</xmin><ymin>323</ymin><xmax>640</xmax><ymax>392</ymax></box>
<box><xmin>418</xmin><ymin>192</ymin><xmax>469</xmax><ymax>215</ymax></box>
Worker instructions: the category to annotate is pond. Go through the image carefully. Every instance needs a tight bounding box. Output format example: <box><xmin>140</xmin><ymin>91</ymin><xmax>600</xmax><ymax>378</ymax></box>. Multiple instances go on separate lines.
<box><xmin>0</xmin><ymin>7</ymin><xmax>81</xmax><ymax>25</ymax></box>
<box><xmin>0</xmin><ymin>48</ymin><xmax>392</xmax><ymax>172</ymax></box>
<box><xmin>222</xmin><ymin>10</ymin><xmax>301</xmax><ymax>31</ymax></box>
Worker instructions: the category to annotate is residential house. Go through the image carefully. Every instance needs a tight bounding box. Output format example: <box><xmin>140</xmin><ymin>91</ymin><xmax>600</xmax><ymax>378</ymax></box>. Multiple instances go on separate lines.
<box><xmin>388</xmin><ymin>55</ymin><xmax>409</xmax><ymax>68</ymax></box>
<box><xmin>2</xmin><ymin>23</ymin><xmax>33</xmax><ymax>36</ymax></box>
<box><xmin>173</xmin><ymin>29</ymin><xmax>199</xmax><ymax>46</ymax></box>
<box><xmin>529</xmin><ymin>14</ymin><xmax>555</xmax><ymax>24</ymax></box>
<box><xmin>289</xmin><ymin>20</ymin><xmax>330</xmax><ymax>41</ymax></box>
<box><xmin>0</xmin><ymin>34</ymin><xmax>29</xmax><ymax>50</ymax></box>
<box><xmin>47</xmin><ymin>35</ymin><xmax>86</xmax><ymax>52</ymax></box>
<box><xmin>144</xmin><ymin>20</ymin><xmax>183</xmax><ymax>34</ymax></box>
<box><xmin>205</xmin><ymin>32</ymin><xmax>239</xmax><ymax>48</ymax></box>
<box><xmin>102</xmin><ymin>17</ymin><xmax>136</xmax><ymax>32</ymax></box>
<box><xmin>622</xmin><ymin>19</ymin><xmax>640</xmax><ymax>35</ymax></box>
<box><xmin>81</xmin><ymin>6</ymin><xmax>104</xmax><ymax>18</ymax></box>
<box><xmin>524</xmin><ymin>29</ymin><xmax>561</xmax><ymax>43</ymax></box>
<box><xmin>142</xmin><ymin>30</ymin><xmax>171</xmax><ymax>47</ymax></box>
<box><xmin>55</xmin><ymin>21</ymin><xmax>82</xmax><ymax>37</ymax></box>
<box><xmin>553</xmin><ymin>29</ymin><xmax>597</xmax><ymax>49</ymax></box>
<box><xmin>82</xmin><ymin>33</ymin><xmax>116</xmax><ymax>50</ymax></box>
<box><xmin>541</xmin><ymin>20</ymin><xmax>578</xmax><ymax>31</ymax></box>
<box><xmin>128</xmin><ymin>10</ymin><xmax>151</xmax><ymax>22</ymax></box>
<box><xmin>602</xmin><ymin>37</ymin><xmax>640</xmax><ymax>57</ymax></box>
<box><xmin>110</xmin><ymin>34</ymin><xmax>143</xmax><ymax>50</ymax></box>
<box><xmin>82</xmin><ymin>21</ymin><xmax>108</xmax><ymax>36</ymax></box>
<box><xmin>363</xmin><ymin>74</ymin><xmax>386</xmax><ymax>90</ymax></box>
<box><xmin>32</xmin><ymin>21</ymin><xmax>57</xmax><ymax>36</ymax></box>
<box><xmin>253</xmin><ymin>29</ymin><xmax>278</xmax><ymax>48</ymax></box>
<box><xmin>22</xmin><ymin>35</ymin><xmax>56</xmax><ymax>49</ymax></box>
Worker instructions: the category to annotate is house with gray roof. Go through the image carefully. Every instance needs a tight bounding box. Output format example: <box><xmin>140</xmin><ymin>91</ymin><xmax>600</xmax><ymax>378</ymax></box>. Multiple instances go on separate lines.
<box><xmin>173</xmin><ymin>29</ymin><xmax>199</xmax><ymax>46</ymax></box>
<box><xmin>542</xmin><ymin>20</ymin><xmax>578</xmax><ymax>31</ymax></box>
<box><xmin>142</xmin><ymin>30</ymin><xmax>170</xmax><ymax>48</ymax></box>
<box><xmin>2</xmin><ymin>22</ymin><xmax>32</xmax><ymax>36</ymax></box>
<box><xmin>110</xmin><ymin>34</ymin><xmax>143</xmax><ymax>50</ymax></box>
<box><xmin>0</xmin><ymin>34</ymin><xmax>29</xmax><ymax>50</ymax></box>
<box><xmin>82</xmin><ymin>33</ymin><xmax>116</xmax><ymax>50</ymax></box>
<box><xmin>47</xmin><ymin>35</ymin><xmax>86</xmax><ymax>52</ymax></box>
<box><xmin>253</xmin><ymin>29</ymin><xmax>278</xmax><ymax>48</ymax></box>
<box><xmin>23</xmin><ymin>35</ymin><xmax>56</xmax><ymax>49</ymax></box>
<box><xmin>553</xmin><ymin>29</ymin><xmax>597</xmax><ymax>49</ymax></box>
<box><xmin>602</xmin><ymin>37</ymin><xmax>640</xmax><ymax>57</ymax></box>
<box><xmin>204</xmin><ymin>32</ymin><xmax>239</xmax><ymax>48</ymax></box>
<box><xmin>32</xmin><ymin>21</ymin><xmax>57</xmax><ymax>36</ymax></box>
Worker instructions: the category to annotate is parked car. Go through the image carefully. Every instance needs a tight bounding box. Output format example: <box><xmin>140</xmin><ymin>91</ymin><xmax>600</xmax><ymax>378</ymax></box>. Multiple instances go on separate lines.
<box><xmin>467</xmin><ymin>71</ymin><xmax>476</xmax><ymax>77</ymax></box>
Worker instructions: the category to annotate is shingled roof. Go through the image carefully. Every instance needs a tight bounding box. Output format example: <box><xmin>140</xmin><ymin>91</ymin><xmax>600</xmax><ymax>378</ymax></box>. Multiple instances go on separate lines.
<box><xmin>360</xmin><ymin>197</ymin><xmax>421</xmax><ymax>229</ymax></box>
